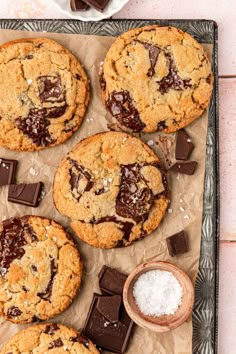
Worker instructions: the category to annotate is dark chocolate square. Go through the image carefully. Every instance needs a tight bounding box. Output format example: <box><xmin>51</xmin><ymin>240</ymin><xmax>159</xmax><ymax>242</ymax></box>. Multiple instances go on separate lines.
<box><xmin>8</xmin><ymin>182</ymin><xmax>43</xmax><ymax>207</ymax></box>
<box><xmin>0</xmin><ymin>158</ymin><xmax>18</xmax><ymax>186</ymax></box>
<box><xmin>98</xmin><ymin>265</ymin><xmax>127</xmax><ymax>295</ymax></box>
<box><xmin>175</xmin><ymin>129</ymin><xmax>194</xmax><ymax>160</ymax></box>
<box><xmin>82</xmin><ymin>0</ymin><xmax>110</xmax><ymax>12</ymax></box>
<box><xmin>70</xmin><ymin>0</ymin><xmax>89</xmax><ymax>11</ymax></box>
<box><xmin>83</xmin><ymin>293</ymin><xmax>134</xmax><ymax>354</ymax></box>
<box><xmin>166</xmin><ymin>230</ymin><xmax>189</xmax><ymax>257</ymax></box>
<box><xmin>97</xmin><ymin>295</ymin><xmax>121</xmax><ymax>323</ymax></box>
<box><xmin>169</xmin><ymin>161</ymin><xmax>197</xmax><ymax>175</ymax></box>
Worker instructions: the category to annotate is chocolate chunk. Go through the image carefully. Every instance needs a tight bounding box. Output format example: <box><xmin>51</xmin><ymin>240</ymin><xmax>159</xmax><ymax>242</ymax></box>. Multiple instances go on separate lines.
<box><xmin>22</xmin><ymin>286</ymin><xmax>28</xmax><ymax>292</ymax></box>
<box><xmin>48</xmin><ymin>338</ymin><xmax>63</xmax><ymax>349</ymax></box>
<box><xmin>106</xmin><ymin>91</ymin><xmax>146</xmax><ymax>133</ymax></box>
<box><xmin>97</xmin><ymin>295</ymin><xmax>121</xmax><ymax>323</ymax></box>
<box><xmin>69</xmin><ymin>335</ymin><xmax>90</xmax><ymax>348</ymax></box>
<box><xmin>91</xmin><ymin>217</ymin><xmax>134</xmax><ymax>246</ymax></box>
<box><xmin>175</xmin><ymin>130</ymin><xmax>194</xmax><ymax>160</ymax></box>
<box><xmin>25</xmin><ymin>54</ymin><xmax>33</xmax><ymax>60</ymax></box>
<box><xmin>169</xmin><ymin>161</ymin><xmax>197</xmax><ymax>175</ymax></box>
<box><xmin>82</xmin><ymin>0</ymin><xmax>110</xmax><ymax>12</ymax></box>
<box><xmin>44</xmin><ymin>323</ymin><xmax>59</xmax><ymax>335</ymax></box>
<box><xmin>0</xmin><ymin>218</ymin><xmax>27</xmax><ymax>276</ymax></box>
<box><xmin>158</xmin><ymin>54</ymin><xmax>191</xmax><ymax>94</ymax></box>
<box><xmin>32</xmin><ymin>315</ymin><xmax>43</xmax><ymax>322</ymax></box>
<box><xmin>98</xmin><ymin>266</ymin><xmax>127</xmax><ymax>296</ymax></box>
<box><xmin>71</xmin><ymin>0</ymin><xmax>89</xmax><ymax>10</ymax></box>
<box><xmin>7</xmin><ymin>306</ymin><xmax>22</xmax><ymax>318</ymax></box>
<box><xmin>157</xmin><ymin>120</ymin><xmax>167</xmax><ymax>131</ymax></box>
<box><xmin>37</xmin><ymin>76</ymin><xmax>65</xmax><ymax>103</ymax></box>
<box><xmin>83</xmin><ymin>293</ymin><xmax>134</xmax><ymax>354</ymax></box>
<box><xmin>31</xmin><ymin>265</ymin><xmax>38</xmax><ymax>271</ymax></box>
<box><xmin>69</xmin><ymin>158</ymin><xmax>94</xmax><ymax>201</ymax></box>
<box><xmin>16</xmin><ymin>109</ymin><xmax>55</xmax><ymax>147</ymax></box>
<box><xmin>116</xmin><ymin>164</ymin><xmax>153</xmax><ymax>223</ymax></box>
<box><xmin>95</xmin><ymin>187</ymin><xmax>106</xmax><ymax>195</ymax></box>
<box><xmin>8</xmin><ymin>182</ymin><xmax>43</xmax><ymax>207</ymax></box>
<box><xmin>0</xmin><ymin>158</ymin><xmax>18</xmax><ymax>186</ymax></box>
<box><xmin>37</xmin><ymin>257</ymin><xmax>57</xmax><ymax>301</ymax></box>
<box><xmin>166</xmin><ymin>230</ymin><xmax>189</xmax><ymax>257</ymax></box>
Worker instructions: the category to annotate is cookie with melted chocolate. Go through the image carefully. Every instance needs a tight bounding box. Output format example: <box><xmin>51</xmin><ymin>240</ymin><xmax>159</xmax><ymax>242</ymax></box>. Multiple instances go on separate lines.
<box><xmin>0</xmin><ymin>216</ymin><xmax>82</xmax><ymax>324</ymax></box>
<box><xmin>0</xmin><ymin>38</ymin><xmax>89</xmax><ymax>151</ymax></box>
<box><xmin>101</xmin><ymin>25</ymin><xmax>213</xmax><ymax>133</ymax></box>
<box><xmin>53</xmin><ymin>131</ymin><xmax>169</xmax><ymax>249</ymax></box>
<box><xmin>1</xmin><ymin>323</ymin><xmax>99</xmax><ymax>354</ymax></box>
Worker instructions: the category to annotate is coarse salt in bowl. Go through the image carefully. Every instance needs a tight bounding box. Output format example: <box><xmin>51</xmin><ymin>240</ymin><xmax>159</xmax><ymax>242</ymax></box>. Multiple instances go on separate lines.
<box><xmin>123</xmin><ymin>261</ymin><xmax>194</xmax><ymax>332</ymax></box>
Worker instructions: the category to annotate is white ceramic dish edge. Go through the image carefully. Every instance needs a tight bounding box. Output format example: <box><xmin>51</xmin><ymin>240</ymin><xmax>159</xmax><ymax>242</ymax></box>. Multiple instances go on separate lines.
<box><xmin>52</xmin><ymin>0</ymin><xmax>130</xmax><ymax>21</ymax></box>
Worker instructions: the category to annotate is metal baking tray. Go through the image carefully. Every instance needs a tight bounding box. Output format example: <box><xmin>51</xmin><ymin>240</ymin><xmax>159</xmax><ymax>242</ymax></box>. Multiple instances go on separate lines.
<box><xmin>0</xmin><ymin>19</ymin><xmax>219</xmax><ymax>354</ymax></box>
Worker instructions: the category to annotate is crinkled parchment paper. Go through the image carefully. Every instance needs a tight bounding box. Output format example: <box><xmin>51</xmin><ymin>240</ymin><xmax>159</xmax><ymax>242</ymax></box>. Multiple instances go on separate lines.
<box><xmin>0</xmin><ymin>29</ymin><xmax>212</xmax><ymax>354</ymax></box>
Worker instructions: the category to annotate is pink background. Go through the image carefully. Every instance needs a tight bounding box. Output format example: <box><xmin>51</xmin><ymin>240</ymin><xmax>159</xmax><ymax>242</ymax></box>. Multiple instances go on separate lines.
<box><xmin>1</xmin><ymin>0</ymin><xmax>236</xmax><ymax>353</ymax></box>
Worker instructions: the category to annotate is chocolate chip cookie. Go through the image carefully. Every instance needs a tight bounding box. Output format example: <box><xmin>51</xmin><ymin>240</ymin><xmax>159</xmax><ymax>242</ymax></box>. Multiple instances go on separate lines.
<box><xmin>53</xmin><ymin>132</ymin><xmax>169</xmax><ymax>249</ymax></box>
<box><xmin>100</xmin><ymin>25</ymin><xmax>213</xmax><ymax>133</ymax></box>
<box><xmin>0</xmin><ymin>38</ymin><xmax>89</xmax><ymax>151</ymax></box>
<box><xmin>0</xmin><ymin>323</ymin><xmax>99</xmax><ymax>354</ymax></box>
<box><xmin>0</xmin><ymin>216</ymin><xmax>82</xmax><ymax>324</ymax></box>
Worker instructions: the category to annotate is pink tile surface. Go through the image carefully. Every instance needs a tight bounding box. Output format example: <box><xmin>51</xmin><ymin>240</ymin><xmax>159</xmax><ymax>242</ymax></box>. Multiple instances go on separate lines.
<box><xmin>220</xmin><ymin>79</ymin><xmax>236</xmax><ymax>240</ymax></box>
<box><xmin>218</xmin><ymin>242</ymin><xmax>236</xmax><ymax>354</ymax></box>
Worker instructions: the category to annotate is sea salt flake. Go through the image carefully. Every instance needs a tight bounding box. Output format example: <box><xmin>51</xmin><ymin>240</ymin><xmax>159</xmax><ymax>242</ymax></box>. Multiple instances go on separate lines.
<box><xmin>184</xmin><ymin>214</ymin><xmax>190</xmax><ymax>220</ymax></box>
<box><xmin>30</xmin><ymin>167</ymin><xmax>38</xmax><ymax>176</ymax></box>
<box><xmin>27</xmin><ymin>79</ymin><xmax>32</xmax><ymax>85</ymax></box>
<box><xmin>180</xmin><ymin>207</ymin><xmax>185</xmax><ymax>212</ymax></box>
<box><xmin>168</xmin><ymin>208</ymin><xmax>173</xmax><ymax>213</ymax></box>
<box><xmin>133</xmin><ymin>270</ymin><xmax>183</xmax><ymax>317</ymax></box>
<box><xmin>147</xmin><ymin>140</ymin><xmax>154</xmax><ymax>146</ymax></box>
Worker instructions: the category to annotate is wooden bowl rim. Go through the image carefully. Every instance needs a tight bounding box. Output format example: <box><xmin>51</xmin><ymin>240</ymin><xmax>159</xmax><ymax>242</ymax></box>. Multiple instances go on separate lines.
<box><xmin>123</xmin><ymin>261</ymin><xmax>194</xmax><ymax>332</ymax></box>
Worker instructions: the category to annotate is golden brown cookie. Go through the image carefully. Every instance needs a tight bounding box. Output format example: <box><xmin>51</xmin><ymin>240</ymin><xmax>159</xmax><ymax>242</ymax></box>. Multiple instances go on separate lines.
<box><xmin>0</xmin><ymin>37</ymin><xmax>89</xmax><ymax>151</ymax></box>
<box><xmin>100</xmin><ymin>25</ymin><xmax>213</xmax><ymax>133</ymax></box>
<box><xmin>0</xmin><ymin>216</ymin><xmax>82</xmax><ymax>324</ymax></box>
<box><xmin>53</xmin><ymin>132</ymin><xmax>169</xmax><ymax>249</ymax></box>
<box><xmin>0</xmin><ymin>323</ymin><xmax>100</xmax><ymax>354</ymax></box>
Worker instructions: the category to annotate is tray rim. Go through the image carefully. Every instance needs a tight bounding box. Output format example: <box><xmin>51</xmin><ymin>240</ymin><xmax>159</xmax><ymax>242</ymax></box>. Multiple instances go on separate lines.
<box><xmin>0</xmin><ymin>18</ymin><xmax>220</xmax><ymax>354</ymax></box>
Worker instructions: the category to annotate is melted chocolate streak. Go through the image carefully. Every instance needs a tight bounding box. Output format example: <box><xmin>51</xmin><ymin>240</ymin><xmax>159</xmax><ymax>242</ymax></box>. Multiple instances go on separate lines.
<box><xmin>0</xmin><ymin>217</ymin><xmax>37</xmax><ymax>276</ymax></box>
<box><xmin>136</xmin><ymin>41</ymin><xmax>192</xmax><ymax>93</ymax></box>
<box><xmin>136</xmin><ymin>40</ymin><xmax>161</xmax><ymax>78</ymax></box>
<box><xmin>106</xmin><ymin>91</ymin><xmax>146</xmax><ymax>133</ymax></box>
<box><xmin>91</xmin><ymin>216</ymin><xmax>134</xmax><ymax>246</ymax></box>
<box><xmin>37</xmin><ymin>257</ymin><xmax>57</xmax><ymax>301</ymax></box>
<box><xmin>16</xmin><ymin>74</ymin><xmax>67</xmax><ymax>147</ymax></box>
<box><xmin>68</xmin><ymin>158</ymin><xmax>94</xmax><ymax>201</ymax></box>
<box><xmin>116</xmin><ymin>163</ymin><xmax>153</xmax><ymax>223</ymax></box>
<box><xmin>91</xmin><ymin>163</ymin><xmax>167</xmax><ymax>246</ymax></box>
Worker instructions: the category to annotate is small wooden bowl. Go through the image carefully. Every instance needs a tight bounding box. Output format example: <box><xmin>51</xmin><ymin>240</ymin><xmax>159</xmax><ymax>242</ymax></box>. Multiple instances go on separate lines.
<box><xmin>123</xmin><ymin>261</ymin><xmax>194</xmax><ymax>332</ymax></box>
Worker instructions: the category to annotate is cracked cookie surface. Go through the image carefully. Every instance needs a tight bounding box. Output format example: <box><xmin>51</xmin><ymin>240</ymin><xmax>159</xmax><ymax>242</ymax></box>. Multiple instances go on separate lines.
<box><xmin>101</xmin><ymin>25</ymin><xmax>213</xmax><ymax>133</ymax></box>
<box><xmin>0</xmin><ymin>216</ymin><xmax>82</xmax><ymax>324</ymax></box>
<box><xmin>0</xmin><ymin>323</ymin><xmax>99</xmax><ymax>354</ymax></box>
<box><xmin>0</xmin><ymin>38</ymin><xmax>89</xmax><ymax>151</ymax></box>
<box><xmin>53</xmin><ymin>132</ymin><xmax>169</xmax><ymax>249</ymax></box>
